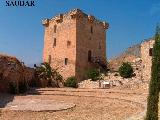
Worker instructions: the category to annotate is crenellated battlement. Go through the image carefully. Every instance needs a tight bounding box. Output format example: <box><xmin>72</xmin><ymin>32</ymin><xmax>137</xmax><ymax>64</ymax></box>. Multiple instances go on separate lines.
<box><xmin>42</xmin><ymin>9</ymin><xmax>109</xmax><ymax>29</ymax></box>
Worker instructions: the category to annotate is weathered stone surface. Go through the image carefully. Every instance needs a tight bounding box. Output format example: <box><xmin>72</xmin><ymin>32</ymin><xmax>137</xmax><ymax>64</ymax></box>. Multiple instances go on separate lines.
<box><xmin>78</xmin><ymin>79</ymin><xmax>100</xmax><ymax>88</ymax></box>
<box><xmin>108</xmin><ymin>55</ymin><xmax>137</xmax><ymax>72</ymax></box>
<box><xmin>42</xmin><ymin>9</ymin><xmax>109</xmax><ymax>81</ymax></box>
<box><xmin>141</xmin><ymin>39</ymin><xmax>154</xmax><ymax>81</ymax></box>
<box><xmin>0</xmin><ymin>54</ymin><xmax>34</xmax><ymax>93</ymax></box>
<box><xmin>108</xmin><ymin>38</ymin><xmax>154</xmax><ymax>82</ymax></box>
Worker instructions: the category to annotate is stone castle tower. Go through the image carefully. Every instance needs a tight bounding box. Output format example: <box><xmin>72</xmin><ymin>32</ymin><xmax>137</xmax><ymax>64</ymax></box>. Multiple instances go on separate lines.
<box><xmin>42</xmin><ymin>9</ymin><xmax>109</xmax><ymax>81</ymax></box>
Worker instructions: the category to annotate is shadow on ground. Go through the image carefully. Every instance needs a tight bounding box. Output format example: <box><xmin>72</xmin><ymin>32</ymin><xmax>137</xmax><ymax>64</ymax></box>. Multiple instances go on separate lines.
<box><xmin>0</xmin><ymin>93</ymin><xmax>14</xmax><ymax>108</ymax></box>
<box><xmin>0</xmin><ymin>87</ymin><xmax>42</xmax><ymax>109</ymax></box>
<box><xmin>0</xmin><ymin>93</ymin><xmax>14</xmax><ymax>116</ymax></box>
<box><xmin>26</xmin><ymin>87</ymin><xmax>43</xmax><ymax>95</ymax></box>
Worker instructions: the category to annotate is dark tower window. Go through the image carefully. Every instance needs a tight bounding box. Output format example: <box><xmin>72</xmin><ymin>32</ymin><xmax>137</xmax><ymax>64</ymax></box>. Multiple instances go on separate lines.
<box><xmin>149</xmin><ymin>48</ymin><xmax>153</xmax><ymax>56</ymax></box>
<box><xmin>54</xmin><ymin>25</ymin><xmax>57</xmax><ymax>33</ymax></box>
<box><xmin>91</xmin><ymin>26</ymin><xmax>93</xmax><ymax>33</ymax></box>
<box><xmin>53</xmin><ymin>38</ymin><xmax>56</xmax><ymax>47</ymax></box>
<box><xmin>48</xmin><ymin>55</ymin><xmax>51</xmax><ymax>64</ymax></box>
<box><xmin>65</xmin><ymin>58</ymin><xmax>68</xmax><ymax>65</ymax></box>
<box><xmin>88</xmin><ymin>50</ymin><xmax>92</xmax><ymax>62</ymax></box>
<box><xmin>67</xmin><ymin>41</ymin><xmax>71</xmax><ymax>47</ymax></box>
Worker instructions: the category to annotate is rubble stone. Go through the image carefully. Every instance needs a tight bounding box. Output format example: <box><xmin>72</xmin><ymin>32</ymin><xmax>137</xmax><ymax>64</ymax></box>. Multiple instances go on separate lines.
<box><xmin>0</xmin><ymin>54</ymin><xmax>34</xmax><ymax>93</ymax></box>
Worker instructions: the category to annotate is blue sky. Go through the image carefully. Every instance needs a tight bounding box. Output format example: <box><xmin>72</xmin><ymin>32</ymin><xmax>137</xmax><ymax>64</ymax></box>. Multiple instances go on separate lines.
<box><xmin>0</xmin><ymin>0</ymin><xmax>160</xmax><ymax>66</ymax></box>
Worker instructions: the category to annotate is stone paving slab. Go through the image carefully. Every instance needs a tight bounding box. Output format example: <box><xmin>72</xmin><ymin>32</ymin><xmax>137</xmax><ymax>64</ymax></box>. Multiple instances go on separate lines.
<box><xmin>2</xmin><ymin>99</ymin><xmax>76</xmax><ymax>112</ymax></box>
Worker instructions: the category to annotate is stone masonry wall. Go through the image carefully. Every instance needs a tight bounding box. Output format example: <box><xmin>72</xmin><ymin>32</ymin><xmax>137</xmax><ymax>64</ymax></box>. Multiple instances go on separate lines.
<box><xmin>141</xmin><ymin>39</ymin><xmax>154</xmax><ymax>81</ymax></box>
<box><xmin>0</xmin><ymin>54</ymin><xmax>33</xmax><ymax>93</ymax></box>
<box><xmin>43</xmin><ymin>10</ymin><xmax>77</xmax><ymax>80</ymax></box>
<box><xmin>76</xmin><ymin>13</ymin><xmax>107</xmax><ymax>80</ymax></box>
<box><xmin>42</xmin><ymin>9</ymin><xmax>109</xmax><ymax>81</ymax></box>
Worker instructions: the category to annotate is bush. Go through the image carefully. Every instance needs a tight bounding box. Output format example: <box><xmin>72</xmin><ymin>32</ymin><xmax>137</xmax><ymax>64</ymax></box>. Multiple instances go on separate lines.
<box><xmin>65</xmin><ymin>76</ymin><xmax>77</xmax><ymax>88</ymax></box>
<box><xmin>87</xmin><ymin>69</ymin><xmax>100</xmax><ymax>81</ymax></box>
<box><xmin>118</xmin><ymin>62</ymin><xmax>133</xmax><ymax>78</ymax></box>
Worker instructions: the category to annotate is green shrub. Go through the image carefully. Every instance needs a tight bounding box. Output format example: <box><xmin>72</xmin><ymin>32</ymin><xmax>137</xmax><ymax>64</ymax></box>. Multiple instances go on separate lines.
<box><xmin>65</xmin><ymin>76</ymin><xmax>77</xmax><ymax>88</ymax></box>
<box><xmin>87</xmin><ymin>69</ymin><xmax>100</xmax><ymax>81</ymax></box>
<box><xmin>118</xmin><ymin>62</ymin><xmax>133</xmax><ymax>78</ymax></box>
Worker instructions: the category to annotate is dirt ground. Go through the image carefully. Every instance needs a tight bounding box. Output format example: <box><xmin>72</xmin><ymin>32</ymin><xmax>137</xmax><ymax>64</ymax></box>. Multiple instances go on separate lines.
<box><xmin>0</xmin><ymin>87</ymin><xmax>148</xmax><ymax>120</ymax></box>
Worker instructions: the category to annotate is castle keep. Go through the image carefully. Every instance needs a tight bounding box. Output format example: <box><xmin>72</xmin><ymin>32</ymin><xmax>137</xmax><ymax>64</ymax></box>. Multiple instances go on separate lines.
<box><xmin>42</xmin><ymin>9</ymin><xmax>109</xmax><ymax>81</ymax></box>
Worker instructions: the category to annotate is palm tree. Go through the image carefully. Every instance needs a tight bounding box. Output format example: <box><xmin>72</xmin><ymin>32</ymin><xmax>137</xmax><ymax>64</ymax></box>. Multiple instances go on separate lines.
<box><xmin>35</xmin><ymin>62</ymin><xmax>63</xmax><ymax>87</ymax></box>
<box><xmin>36</xmin><ymin>62</ymin><xmax>52</xmax><ymax>80</ymax></box>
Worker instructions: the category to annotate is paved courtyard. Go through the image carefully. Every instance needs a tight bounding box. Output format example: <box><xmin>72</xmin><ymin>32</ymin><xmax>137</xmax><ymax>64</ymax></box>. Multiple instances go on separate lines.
<box><xmin>0</xmin><ymin>87</ymin><xmax>148</xmax><ymax>120</ymax></box>
<box><xmin>3</xmin><ymin>99</ymin><xmax>75</xmax><ymax>112</ymax></box>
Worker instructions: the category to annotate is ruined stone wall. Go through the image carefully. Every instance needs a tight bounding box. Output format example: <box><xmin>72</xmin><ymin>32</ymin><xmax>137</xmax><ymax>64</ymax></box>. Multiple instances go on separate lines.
<box><xmin>0</xmin><ymin>54</ymin><xmax>30</xmax><ymax>93</ymax></box>
<box><xmin>78</xmin><ymin>79</ymin><xmax>100</xmax><ymax>88</ymax></box>
<box><xmin>141</xmin><ymin>39</ymin><xmax>154</xmax><ymax>81</ymax></box>
<box><xmin>42</xmin><ymin>9</ymin><xmax>108</xmax><ymax>81</ymax></box>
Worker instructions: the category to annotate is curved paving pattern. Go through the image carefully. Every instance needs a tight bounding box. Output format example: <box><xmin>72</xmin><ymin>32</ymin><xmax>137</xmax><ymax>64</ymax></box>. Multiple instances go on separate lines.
<box><xmin>0</xmin><ymin>88</ymin><xmax>148</xmax><ymax>120</ymax></box>
<box><xmin>4</xmin><ymin>99</ymin><xmax>75</xmax><ymax>112</ymax></box>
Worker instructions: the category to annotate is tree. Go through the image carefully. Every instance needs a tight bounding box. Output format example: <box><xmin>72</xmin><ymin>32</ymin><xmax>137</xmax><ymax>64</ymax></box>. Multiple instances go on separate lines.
<box><xmin>146</xmin><ymin>25</ymin><xmax>160</xmax><ymax>120</ymax></box>
<box><xmin>36</xmin><ymin>62</ymin><xmax>52</xmax><ymax>80</ymax></box>
<box><xmin>35</xmin><ymin>62</ymin><xmax>63</xmax><ymax>87</ymax></box>
<box><xmin>118</xmin><ymin>62</ymin><xmax>133</xmax><ymax>78</ymax></box>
